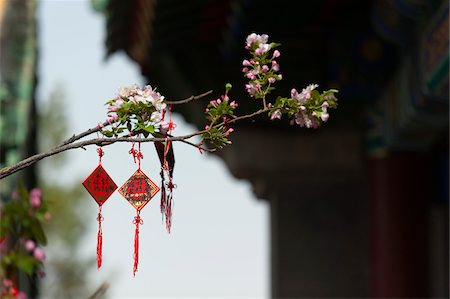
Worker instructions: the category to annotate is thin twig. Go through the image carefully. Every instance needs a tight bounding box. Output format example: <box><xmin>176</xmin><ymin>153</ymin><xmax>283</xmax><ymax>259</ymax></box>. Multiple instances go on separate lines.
<box><xmin>58</xmin><ymin>121</ymin><xmax>107</xmax><ymax>147</ymax></box>
<box><xmin>169</xmin><ymin>90</ymin><xmax>213</xmax><ymax>105</ymax></box>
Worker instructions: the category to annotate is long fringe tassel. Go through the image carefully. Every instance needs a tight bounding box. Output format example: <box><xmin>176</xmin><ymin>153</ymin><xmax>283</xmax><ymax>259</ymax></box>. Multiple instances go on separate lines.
<box><xmin>165</xmin><ymin>180</ymin><xmax>174</xmax><ymax>233</ymax></box>
<box><xmin>96</xmin><ymin>207</ymin><xmax>104</xmax><ymax>269</ymax></box>
<box><xmin>133</xmin><ymin>212</ymin><xmax>143</xmax><ymax>277</ymax></box>
<box><xmin>160</xmin><ymin>169</ymin><xmax>167</xmax><ymax>219</ymax></box>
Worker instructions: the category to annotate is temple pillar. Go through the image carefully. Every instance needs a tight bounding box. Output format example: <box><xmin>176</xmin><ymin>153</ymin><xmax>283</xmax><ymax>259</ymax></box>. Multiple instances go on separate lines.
<box><xmin>222</xmin><ymin>126</ymin><xmax>369</xmax><ymax>298</ymax></box>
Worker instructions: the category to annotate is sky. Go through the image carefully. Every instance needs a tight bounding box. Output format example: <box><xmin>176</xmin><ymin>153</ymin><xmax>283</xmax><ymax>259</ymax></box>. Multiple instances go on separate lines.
<box><xmin>36</xmin><ymin>0</ymin><xmax>269</xmax><ymax>298</ymax></box>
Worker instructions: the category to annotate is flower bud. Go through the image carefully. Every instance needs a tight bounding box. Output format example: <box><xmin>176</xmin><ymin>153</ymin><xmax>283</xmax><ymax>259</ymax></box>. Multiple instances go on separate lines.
<box><xmin>2</xmin><ymin>279</ymin><xmax>13</xmax><ymax>288</ymax></box>
<box><xmin>25</xmin><ymin>240</ymin><xmax>36</xmax><ymax>252</ymax></box>
<box><xmin>242</xmin><ymin>60</ymin><xmax>251</xmax><ymax>66</ymax></box>
<box><xmin>30</xmin><ymin>196</ymin><xmax>41</xmax><ymax>209</ymax></box>
<box><xmin>33</xmin><ymin>247</ymin><xmax>46</xmax><ymax>262</ymax></box>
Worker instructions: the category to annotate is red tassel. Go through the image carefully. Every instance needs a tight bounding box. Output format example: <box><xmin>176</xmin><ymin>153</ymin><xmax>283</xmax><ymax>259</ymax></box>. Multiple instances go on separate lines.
<box><xmin>96</xmin><ymin>207</ymin><xmax>104</xmax><ymax>269</ymax></box>
<box><xmin>133</xmin><ymin>212</ymin><xmax>143</xmax><ymax>276</ymax></box>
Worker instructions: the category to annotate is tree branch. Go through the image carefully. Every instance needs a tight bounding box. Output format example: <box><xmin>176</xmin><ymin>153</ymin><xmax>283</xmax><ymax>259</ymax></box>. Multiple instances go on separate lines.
<box><xmin>0</xmin><ymin>103</ymin><xmax>268</xmax><ymax>180</ymax></box>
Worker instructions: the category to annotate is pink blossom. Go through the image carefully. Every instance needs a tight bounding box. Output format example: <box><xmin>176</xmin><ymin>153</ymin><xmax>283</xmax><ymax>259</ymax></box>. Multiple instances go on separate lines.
<box><xmin>205</xmin><ymin>125</ymin><xmax>210</xmax><ymax>130</ymax></box>
<box><xmin>150</xmin><ymin>111</ymin><xmax>162</xmax><ymax>123</ymax></box>
<box><xmin>270</xmin><ymin>110</ymin><xmax>282</xmax><ymax>120</ymax></box>
<box><xmin>258</xmin><ymin>43</ymin><xmax>271</xmax><ymax>54</ymax></box>
<box><xmin>271</xmin><ymin>61</ymin><xmax>280</xmax><ymax>72</ymax></box>
<box><xmin>262</xmin><ymin>65</ymin><xmax>269</xmax><ymax>72</ymax></box>
<box><xmin>25</xmin><ymin>240</ymin><xmax>36</xmax><ymax>252</ymax></box>
<box><xmin>268</xmin><ymin>77</ymin><xmax>276</xmax><ymax>84</ymax></box>
<box><xmin>245</xmin><ymin>83</ymin><xmax>261</xmax><ymax>97</ymax></box>
<box><xmin>115</xmin><ymin>99</ymin><xmax>124</xmax><ymax>108</ymax></box>
<box><xmin>2</xmin><ymin>278</ymin><xmax>13</xmax><ymax>288</ymax></box>
<box><xmin>17</xmin><ymin>291</ymin><xmax>28</xmax><ymax>299</ymax></box>
<box><xmin>33</xmin><ymin>247</ymin><xmax>46</xmax><ymax>262</ymax></box>
<box><xmin>294</xmin><ymin>111</ymin><xmax>320</xmax><ymax>129</ymax></box>
<box><xmin>272</xmin><ymin>50</ymin><xmax>281</xmax><ymax>58</ymax></box>
<box><xmin>224</xmin><ymin>128</ymin><xmax>234</xmax><ymax>136</ymax></box>
<box><xmin>242</xmin><ymin>60</ymin><xmax>251</xmax><ymax>66</ymax></box>
<box><xmin>30</xmin><ymin>188</ymin><xmax>41</xmax><ymax>198</ymax></box>
<box><xmin>291</xmin><ymin>88</ymin><xmax>298</xmax><ymax>97</ymax></box>
<box><xmin>230</xmin><ymin>101</ymin><xmax>238</xmax><ymax>107</ymax></box>
<box><xmin>161</xmin><ymin>121</ymin><xmax>176</xmax><ymax>133</ymax></box>
<box><xmin>245</xmin><ymin>33</ymin><xmax>269</xmax><ymax>49</ymax></box>
<box><xmin>242</xmin><ymin>67</ymin><xmax>249</xmax><ymax>73</ymax></box>
<box><xmin>30</xmin><ymin>196</ymin><xmax>41</xmax><ymax>209</ymax></box>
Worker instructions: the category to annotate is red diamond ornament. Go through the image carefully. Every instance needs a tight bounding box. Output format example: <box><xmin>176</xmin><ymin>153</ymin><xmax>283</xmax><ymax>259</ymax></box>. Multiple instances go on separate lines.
<box><xmin>119</xmin><ymin>169</ymin><xmax>160</xmax><ymax>211</ymax></box>
<box><xmin>82</xmin><ymin>164</ymin><xmax>118</xmax><ymax>206</ymax></box>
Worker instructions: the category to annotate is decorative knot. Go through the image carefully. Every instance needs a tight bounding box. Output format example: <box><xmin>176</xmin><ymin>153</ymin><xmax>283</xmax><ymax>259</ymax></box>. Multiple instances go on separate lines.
<box><xmin>97</xmin><ymin>212</ymin><xmax>104</xmax><ymax>222</ymax></box>
<box><xmin>129</xmin><ymin>147</ymin><xmax>143</xmax><ymax>164</ymax></box>
<box><xmin>97</xmin><ymin>147</ymin><xmax>104</xmax><ymax>158</ymax></box>
<box><xmin>133</xmin><ymin>215</ymin><xmax>143</xmax><ymax>225</ymax></box>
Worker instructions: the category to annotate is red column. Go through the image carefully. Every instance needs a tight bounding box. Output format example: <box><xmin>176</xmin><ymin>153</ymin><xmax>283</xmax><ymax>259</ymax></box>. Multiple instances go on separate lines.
<box><xmin>369</xmin><ymin>153</ymin><xmax>429</xmax><ymax>298</ymax></box>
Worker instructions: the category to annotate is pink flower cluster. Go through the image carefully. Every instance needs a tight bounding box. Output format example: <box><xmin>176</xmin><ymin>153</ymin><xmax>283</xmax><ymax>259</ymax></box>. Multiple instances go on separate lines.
<box><xmin>206</xmin><ymin>95</ymin><xmax>238</xmax><ymax>112</ymax></box>
<box><xmin>1</xmin><ymin>279</ymin><xmax>27</xmax><ymax>299</ymax></box>
<box><xmin>291</xmin><ymin>84</ymin><xmax>337</xmax><ymax>128</ymax></box>
<box><xmin>23</xmin><ymin>239</ymin><xmax>46</xmax><ymax>262</ymax></box>
<box><xmin>105</xmin><ymin>84</ymin><xmax>166</xmax><ymax>125</ymax></box>
<box><xmin>242</xmin><ymin>33</ymin><xmax>282</xmax><ymax>98</ymax></box>
<box><xmin>29</xmin><ymin>188</ymin><xmax>42</xmax><ymax>209</ymax></box>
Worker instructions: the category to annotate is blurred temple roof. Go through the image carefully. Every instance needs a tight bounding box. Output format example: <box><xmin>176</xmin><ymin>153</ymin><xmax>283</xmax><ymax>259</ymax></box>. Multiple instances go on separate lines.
<box><xmin>96</xmin><ymin>0</ymin><xmax>448</xmax><ymax>152</ymax></box>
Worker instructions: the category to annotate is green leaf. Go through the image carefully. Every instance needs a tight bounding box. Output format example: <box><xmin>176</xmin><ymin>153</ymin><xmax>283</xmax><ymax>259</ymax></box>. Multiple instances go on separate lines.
<box><xmin>270</xmin><ymin>42</ymin><xmax>281</xmax><ymax>48</ymax></box>
<box><xmin>143</xmin><ymin>125</ymin><xmax>154</xmax><ymax>133</ymax></box>
<box><xmin>16</xmin><ymin>254</ymin><xmax>39</xmax><ymax>276</ymax></box>
<box><xmin>30</xmin><ymin>220</ymin><xmax>47</xmax><ymax>245</ymax></box>
<box><xmin>102</xmin><ymin>130</ymin><xmax>113</xmax><ymax>137</ymax></box>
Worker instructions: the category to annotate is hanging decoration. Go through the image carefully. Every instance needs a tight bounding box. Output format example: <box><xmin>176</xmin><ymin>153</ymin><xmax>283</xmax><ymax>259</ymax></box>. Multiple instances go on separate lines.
<box><xmin>154</xmin><ymin>104</ymin><xmax>176</xmax><ymax>233</ymax></box>
<box><xmin>119</xmin><ymin>142</ymin><xmax>160</xmax><ymax>276</ymax></box>
<box><xmin>82</xmin><ymin>147</ymin><xmax>117</xmax><ymax>269</ymax></box>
